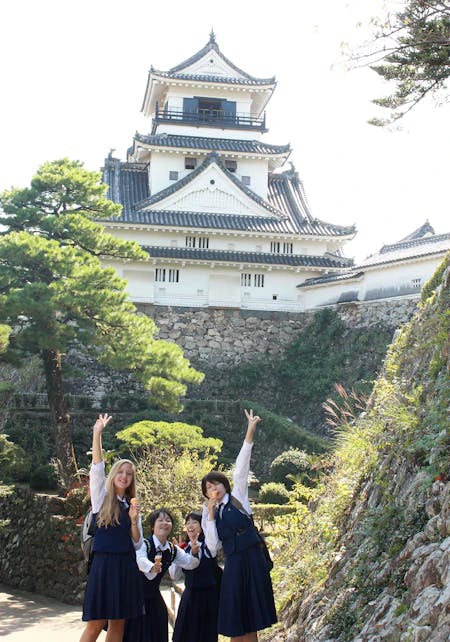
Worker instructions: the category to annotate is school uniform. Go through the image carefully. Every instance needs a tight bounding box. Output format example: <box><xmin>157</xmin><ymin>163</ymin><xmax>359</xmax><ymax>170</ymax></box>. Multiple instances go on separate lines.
<box><xmin>170</xmin><ymin>541</ymin><xmax>222</xmax><ymax>642</ymax></box>
<box><xmin>82</xmin><ymin>461</ymin><xmax>144</xmax><ymax>622</ymax></box>
<box><xmin>123</xmin><ymin>535</ymin><xmax>199</xmax><ymax>642</ymax></box>
<box><xmin>203</xmin><ymin>441</ymin><xmax>277</xmax><ymax>638</ymax></box>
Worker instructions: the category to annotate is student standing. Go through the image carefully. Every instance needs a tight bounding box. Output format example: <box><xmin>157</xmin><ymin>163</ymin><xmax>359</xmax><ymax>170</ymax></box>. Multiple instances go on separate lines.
<box><xmin>80</xmin><ymin>413</ymin><xmax>144</xmax><ymax>642</ymax></box>
<box><xmin>202</xmin><ymin>409</ymin><xmax>277</xmax><ymax>642</ymax></box>
<box><xmin>123</xmin><ymin>508</ymin><xmax>200</xmax><ymax>642</ymax></box>
<box><xmin>170</xmin><ymin>511</ymin><xmax>221</xmax><ymax>642</ymax></box>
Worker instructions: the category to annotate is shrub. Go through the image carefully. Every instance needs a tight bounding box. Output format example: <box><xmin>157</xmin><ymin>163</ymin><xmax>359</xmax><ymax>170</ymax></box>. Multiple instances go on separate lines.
<box><xmin>259</xmin><ymin>482</ymin><xmax>290</xmax><ymax>505</ymax></box>
<box><xmin>29</xmin><ymin>464</ymin><xmax>57</xmax><ymax>491</ymax></box>
<box><xmin>0</xmin><ymin>433</ymin><xmax>28</xmax><ymax>482</ymax></box>
<box><xmin>270</xmin><ymin>449</ymin><xmax>312</xmax><ymax>488</ymax></box>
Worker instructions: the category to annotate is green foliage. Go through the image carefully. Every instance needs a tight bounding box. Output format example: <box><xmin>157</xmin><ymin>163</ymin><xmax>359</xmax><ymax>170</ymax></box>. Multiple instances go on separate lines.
<box><xmin>0</xmin><ymin>325</ymin><xmax>11</xmax><ymax>355</ymax></box>
<box><xmin>259</xmin><ymin>482</ymin><xmax>290</xmax><ymax>505</ymax></box>
<box><xmin>270</xmin><ymin>449</ymin><xmax>312</xmax><ymax>487</ymax></box>
<box><xmin>116</xmin><ymin>420</ymin><xmax>222</xmax><ymax>456</ymax></box>
<box><xmin>252</xmin><ymin>503</ymin><xmax>296</xmax><ymax>531</ymax></box>
<box><xmin>0</xmin><ymin>433</ymin><xmax>27</xmax><ymax>482</ymax></box>
<box><xmin>364</xmin><ymin>1</ymin><xmax>450</xmax><ymax>124</ymax></box>
<box><xmin>0</xmin><ymin>159</ymin><xmax>204</xmax><ymax>482</ymax></box>
<box><xmin>29</xmin><ymin>463</ymin><xmax>57</xmax><ymax>490</ymax></box>
<box><xmin>134</xmin><ymin>446</ymin><xmax>218</xmax><ymax>535</ymax></box>
<box><xmin>201</xmin><ymin>309</ymin><xmax>391</xmax><ymax>434</ymax></box>
<box><xmin>421</xmin><ymin>251</ymin><xmax>450</xmax><ymax>302</ymax></box>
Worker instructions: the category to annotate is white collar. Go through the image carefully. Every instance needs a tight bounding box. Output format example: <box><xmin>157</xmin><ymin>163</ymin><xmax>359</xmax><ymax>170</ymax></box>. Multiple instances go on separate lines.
<box><xmin>153</xmin><ymin>534</ymin><xmax>171</xmax><ymax>551</ymax></box>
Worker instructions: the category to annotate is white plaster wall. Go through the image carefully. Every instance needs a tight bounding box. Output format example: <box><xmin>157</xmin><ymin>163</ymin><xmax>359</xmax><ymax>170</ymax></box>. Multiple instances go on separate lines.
<box><xmin>104</xmin><ymin>226</ymin><xmax>329</xmax><ymax>257</ymax></box>
<box><xmin>149</xmin><ymin>152</ymin><xmax>269</xmax><ymax>198</ymax></box>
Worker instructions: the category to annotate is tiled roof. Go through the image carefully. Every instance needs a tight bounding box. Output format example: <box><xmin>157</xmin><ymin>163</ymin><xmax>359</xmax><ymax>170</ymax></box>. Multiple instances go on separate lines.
<box><xmin>360</xmin><ymin>231</ymin><xmax>450</xmax><ymax>267</ymax></box>
<box><xmin>134</xmin><ymin>152</ymin><xmax>284</xmax><ymax>217</ymax></box>
<box><xmin>143</xmin><ymin>245</ymin><xmax>353</xmax><ymax>268</ymax></box>
<box><xmin>268</xmin><ymin>169</ymin><xmax>356</xmax><ymax>237</ymax></box>
<box><xmin>101</xmin><ymin>156</ymin><xmax>355</xmax><ymax>239</ymax></box>
<box><xmin>133</xmin><ymin>133</ymin><xmax>290</xmax><ymax>156</ymax></box>
<box><xmin>102</xmin><ymin>158</ymin><xmax>149</xmax><ymax>213</ymax></box>
<box><xmin>115</xmin><ymin>209</ymin><xmax>295</xmax><ymax>234</ymax></box>
<box><xmin>151</xmin><ymin>70</ymin><xmax>275</xmax><ymax>86</ymax></box>
<box><xmin>297</xmin><ymin>271</ymin><xmax>365</xmax><ymax>288</ymax></box>
<box><xmin>397</xmin><ymin>220</ymin><xmax>435</xmax><ymax>243</ymax></box>
<box><xmin>157</xmin><ymin>32</ymin><xmax>275</xmax><ymax>86</ymax></box>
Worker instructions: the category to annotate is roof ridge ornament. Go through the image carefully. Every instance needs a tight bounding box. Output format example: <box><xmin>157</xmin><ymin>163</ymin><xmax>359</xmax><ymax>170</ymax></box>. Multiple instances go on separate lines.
<box><xmin>209</xmin><ymin>29</ymin><xmax>216</xmax><ymax>44</ymax></box>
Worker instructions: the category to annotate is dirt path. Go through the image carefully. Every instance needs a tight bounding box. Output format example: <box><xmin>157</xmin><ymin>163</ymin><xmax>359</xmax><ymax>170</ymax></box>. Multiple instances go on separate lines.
<box><xmin>0</xmin><ymin>585</ymin><xmax>176</xmax><ymax>640</ymax></box>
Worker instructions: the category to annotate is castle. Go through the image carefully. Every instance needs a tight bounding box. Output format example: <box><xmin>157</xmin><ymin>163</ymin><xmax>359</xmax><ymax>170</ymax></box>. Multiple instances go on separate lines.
<box><xmin>101</xmin><ymin>33</ymin><xmax>450</xmax><ymax>312</ymax></box>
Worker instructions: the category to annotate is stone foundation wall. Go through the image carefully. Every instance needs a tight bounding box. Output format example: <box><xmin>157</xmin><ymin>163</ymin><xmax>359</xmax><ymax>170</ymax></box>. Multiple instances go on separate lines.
<box><xmin>0</xmin><ymin>485</ymin><xmax>85</xmax><ymax>605</ymax></box>
<box><xmin>138</xmin><ymin>298</ymin><xmax>418</xmax><ymax>366</ymax></box>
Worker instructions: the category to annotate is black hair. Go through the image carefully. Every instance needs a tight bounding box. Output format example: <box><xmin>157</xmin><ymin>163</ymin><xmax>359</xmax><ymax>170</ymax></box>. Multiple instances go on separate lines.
<box><xmin>201</xmin><ymin>471</ymin><xmax>231</xmax><ymax>497</ymax></box>
<box><xmin>148</xmin><ymin>508</ymin><xmax>174</xmax><ymax>532</ymax></box>
<box><xmin>183</xmin><ymin>511</ymin><xmax>205</xmax><ymax>543</ymax></box>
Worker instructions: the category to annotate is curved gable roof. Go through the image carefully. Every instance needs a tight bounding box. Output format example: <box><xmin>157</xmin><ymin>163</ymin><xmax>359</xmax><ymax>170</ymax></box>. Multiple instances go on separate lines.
<box><xmin>164</xmin><ymin>31</ymin><xmax>275</xmax><ymax>84</ymax></box>
<box><xmin>134</xmin><ymin>151</ymin><xmax>285</xmax><ymax>217</ymax></box>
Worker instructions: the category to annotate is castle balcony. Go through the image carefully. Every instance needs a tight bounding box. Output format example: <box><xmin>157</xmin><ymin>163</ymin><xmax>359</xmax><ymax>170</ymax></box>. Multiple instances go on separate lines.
<box><xmin>153</xmin><ymin>103</ymin><xmax>267</xmax><ymax>133</ymax></box>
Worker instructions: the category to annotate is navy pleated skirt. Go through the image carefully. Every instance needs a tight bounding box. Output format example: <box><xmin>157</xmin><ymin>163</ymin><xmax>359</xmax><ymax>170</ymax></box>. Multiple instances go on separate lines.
<box><xmin>218</xmin><ymin>544</ymin><xmax>277</xmax><ymax>637</ymax></box>
<box><xmin>82</xmin><ymin>551</ymin><xmax>144</xmax><ymax>621</ymax></box>
<box><xmin>172</xmin><ymin>585</ymin><xmax>219</xmax><ymax>642</ymax></box>
<box><xmin>123</xmin><ymin>593</ymin><xmax>168</xmax><ymax>642</ymax></box>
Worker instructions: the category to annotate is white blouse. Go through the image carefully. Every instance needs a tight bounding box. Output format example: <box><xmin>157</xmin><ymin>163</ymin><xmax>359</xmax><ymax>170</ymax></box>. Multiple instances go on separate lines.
<box><xmin>89</xmin><ymin>460</ymin><xmax>143</xmax><ymax>549</ymax></box>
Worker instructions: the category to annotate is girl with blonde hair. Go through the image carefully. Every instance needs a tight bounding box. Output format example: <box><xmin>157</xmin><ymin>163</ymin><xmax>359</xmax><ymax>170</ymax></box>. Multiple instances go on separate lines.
<box><xmin>79</xmin><ymin>414</ymin><xmax>144</xmax><ymax>642</ymax></box>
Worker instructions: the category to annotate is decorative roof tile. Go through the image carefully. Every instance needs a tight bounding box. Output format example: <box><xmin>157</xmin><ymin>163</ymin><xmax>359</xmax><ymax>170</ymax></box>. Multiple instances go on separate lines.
<box><xmin>143</xmin><ymin>245</ymin><xmax>353</xmax><ymax>268</ymax></box>
<box><xmin>133</xmin><ymin>133</ymin><xmax>290</xmax><ymax>156</ymax></box>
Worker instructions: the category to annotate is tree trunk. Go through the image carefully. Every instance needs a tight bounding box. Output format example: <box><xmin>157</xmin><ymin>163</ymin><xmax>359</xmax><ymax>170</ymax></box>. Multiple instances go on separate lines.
<box><xmin>42</xmin><ymin>348</ymin><xmax>78</xmax><ymax>492</ymax></box>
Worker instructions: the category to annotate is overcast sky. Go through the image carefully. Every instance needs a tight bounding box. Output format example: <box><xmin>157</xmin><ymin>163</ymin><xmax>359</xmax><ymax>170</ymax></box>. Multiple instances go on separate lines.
<box><xmin>1</xmin><ymin>0</ymin><xmax>448</xmax><ymax>263</ymax></box>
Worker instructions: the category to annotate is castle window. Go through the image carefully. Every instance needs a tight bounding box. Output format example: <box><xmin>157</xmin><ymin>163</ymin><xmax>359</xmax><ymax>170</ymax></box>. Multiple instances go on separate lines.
<box><xmin>155</xmin><ymin>268</ymin><xmax>166</xmax><ymax>282</ymax></box>
<box><xmin>283</xmin><ymin>242</ymin><xmax>293</xmax><ymax>254</ymax></box>
<box><xmin>254</xmin><ymin>274</ymin><xmax>265</xmax><ymax>288</ymax></box>
<box><xmin>185</xmin><ymin>157</ymin><xmax>197</xmax><ymax>170</ymax></box>
<box><xmin>270</xmin><ymin>242</ymin><xmax>281</xmax><ymax>253</ymax></box>
<box><xmin>169</xmin><ymin>171</ymin><xmax>179</xmax><ymax>181</ymax></box>
<box><xmin>412</xmin><ymin>278</ymin><xmax>422</xmax><ymax>288</ymax></box>
<box><xmin>225</xmin><ymin>160</ymin><xmax>237</xmax><ymax>173</ymax></box>
<box><xmin>272</xmin><ymin>294</ymin><xmax>278</xmax><ymax>300</ymax></box>
<box><xmin>186</xmin><ymin>236</ymin><xmax>209</xmax><ymax>248</ymax></box>
<box><xmin>155</xmin><ymin>268</ymin><xmax>180</xmax><ymax>283</ymax></box>
<box><xmin>241</xmin><ymin>175</ymin><xmax>251</xmax><ymax>186</ymax></box>
<box><xmin>241</xmin><ymin>273</ymin><xmax>252</xmax><ymax>287</ymax></box>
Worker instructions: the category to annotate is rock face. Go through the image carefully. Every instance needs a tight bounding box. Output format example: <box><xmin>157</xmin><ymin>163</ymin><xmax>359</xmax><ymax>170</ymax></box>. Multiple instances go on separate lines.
<box><xmin>0</xmin><ymin>485</ymin><xmax>86</xmax><ymax>604</ymax></box>
<box><xmin>264</xmin><ymin>261</ymin><xmax>450</xmax><ymax>642</ymax></box>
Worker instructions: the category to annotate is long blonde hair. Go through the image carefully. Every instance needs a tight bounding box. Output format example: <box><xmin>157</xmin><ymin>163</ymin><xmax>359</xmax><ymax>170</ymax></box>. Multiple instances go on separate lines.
<box><xmin>96</xmin><ymin>459</ymin><xmax>137</xmax><ymax>528</ymax></box>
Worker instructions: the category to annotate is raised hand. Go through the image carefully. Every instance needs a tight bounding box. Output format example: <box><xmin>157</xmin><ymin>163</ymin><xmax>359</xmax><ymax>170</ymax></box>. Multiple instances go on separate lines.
<box><xmin>244</xmin><ymin>408</ymin><xmax>261</xmax><ymax>429</ymax></box>
<box><xmin>93</xmin><ymin>413</ymin><xmax>112</xmax><ymax>433</ymax></box>
<box><xmin>244</xmin><ymin>408</ymin><xmax>261</xmax><ymax>444</ymax></box>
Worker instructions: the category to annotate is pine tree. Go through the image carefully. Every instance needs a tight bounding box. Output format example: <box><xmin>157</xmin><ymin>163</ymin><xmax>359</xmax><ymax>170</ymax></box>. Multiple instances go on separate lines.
<box><xmin>0</xmin><ymin>159</ymin><xmax>203</xmax><ymax>489</ymax></box>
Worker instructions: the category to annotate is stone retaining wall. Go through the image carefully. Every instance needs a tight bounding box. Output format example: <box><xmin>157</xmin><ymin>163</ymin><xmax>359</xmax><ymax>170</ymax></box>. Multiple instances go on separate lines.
<box><xmin>0</xmin><ymin>485</ymin><xmax>85</xmax><ymax>605</ymax></box>
<box><xmin>138</xmin><ymin>299</ymin><xmax>418</xmax><ymax>366</ymax></box>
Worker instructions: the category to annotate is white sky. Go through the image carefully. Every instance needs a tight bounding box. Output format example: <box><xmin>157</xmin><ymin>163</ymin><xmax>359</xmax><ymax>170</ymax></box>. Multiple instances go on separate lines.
<box><xmin>1</xmin><ymin>0</ymin><xmax>448</xmax><ymax>263</ymax></box>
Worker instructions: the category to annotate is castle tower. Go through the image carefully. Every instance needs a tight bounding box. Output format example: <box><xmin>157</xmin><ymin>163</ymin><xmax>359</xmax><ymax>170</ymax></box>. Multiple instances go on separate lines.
<box><xmin>102</xmin><ymin>33</ymin><xmax>356</xmax><ymax>311</ymax></box>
